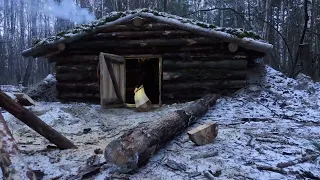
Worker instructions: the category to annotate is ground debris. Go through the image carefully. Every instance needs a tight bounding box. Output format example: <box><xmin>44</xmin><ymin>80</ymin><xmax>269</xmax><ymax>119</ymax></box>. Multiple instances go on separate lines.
<box><xmin>164</xmin><ymin>159</ymin><xmax>187</xmax><ymax>171</ymax></box>
<box><xmin>277</xmin><ymin>154</ymin><xmax>320</xmax><ymax>168</ymax></box>
<box><xmin>190</xmin><ymin>150</ymin><xmax>218</xmax><ymax>160</ymax></box>
<box><xmin>256</xmin><ymin>165</ymin><xmax>287</xmax><ymax>175</ymax></box>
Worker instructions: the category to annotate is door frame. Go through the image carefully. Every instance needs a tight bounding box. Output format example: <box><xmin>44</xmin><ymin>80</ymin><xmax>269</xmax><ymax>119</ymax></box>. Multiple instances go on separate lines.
<box><xmin>124</xmin><ymin>55</ymin><xmax>163</xmax><ymax>107</ymax></box>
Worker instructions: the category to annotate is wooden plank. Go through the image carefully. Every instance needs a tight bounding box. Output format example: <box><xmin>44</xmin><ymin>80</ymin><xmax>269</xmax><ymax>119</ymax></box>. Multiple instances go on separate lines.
<box><xmin>99</xmin><ymin>53</ymin><xmax>126</xmax><ymax>108</ymax></box>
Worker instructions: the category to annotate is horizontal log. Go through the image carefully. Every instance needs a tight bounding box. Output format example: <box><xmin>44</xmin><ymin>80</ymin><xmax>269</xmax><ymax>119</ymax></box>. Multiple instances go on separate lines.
<box><xmin>56</xmin><ymin>64</ymin><xmax>98</xmax><ymax>73</ymax></box>
<box><xmin>163</xmin><ymin>70</ymin><xmax>247</xmax><ymax>82</ymax></box>
<box><xmin>52</xmin><ymin>55</ymin><xmax>99</xmax><ymax>65</ymax></box>
<box><xmin>57</xmin><ymin>92</ymin><xmax>100</xmax><ymax>101</ymax></box>
<box><xmin>57</xmin><ymin>51</ymin><xmax>251</xmax><ymax>63</ymax></box>
<box><xmin>163</xmin><ymin>60</ymin><xmax>247</xmax><ymax>70</ymax></box>
<box><xmin>67</xmin><ymin>38</ymin><xmax>223</xmax><ymax>50</ymax></box>
<box><xmin>100</xmin><ymin>23</ymin><xmax>177</xmax><ymax>32</ymax></box>
<box><xmin>62</xmin><ymin>45</ymin><xmax>225</xmax><ymax>55</ymax></box>
<box><xmin>53</xmin><ymin>51</ymin><xmax>248</xmax><ymax>65</ymax></box>
<box><xmin>56</xmin><ymin>72</ymin><xmax>98</xmax><ymax>82</ymax></box>
<box><xmin>56</xmin><ymin>82</ymin><xmax>99</xmax><ymax>93</ymax></box>
<box><xmin>88</xmin><ymin>30</ymin><xmax>196</xmax><ymax>40</ymax></box>
<box><xmin>163</xmin><ymin>81</ymin><xmax>247</xmax><ymax>91</ymax></box>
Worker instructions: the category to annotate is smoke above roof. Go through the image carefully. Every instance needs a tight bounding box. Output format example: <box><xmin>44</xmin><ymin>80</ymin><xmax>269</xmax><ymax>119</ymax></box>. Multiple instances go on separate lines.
<box><xmin>43</xmin><ymin>0</ymin><xmax>96</xmax><ymax>24</ymax></box>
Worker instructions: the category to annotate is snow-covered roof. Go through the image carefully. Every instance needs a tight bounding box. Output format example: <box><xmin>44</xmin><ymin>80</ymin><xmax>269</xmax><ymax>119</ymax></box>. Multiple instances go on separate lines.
<box><xmin>22</xmin><ymin>8</ymin><xmax>273</xmax><ymax>57</ymax></box>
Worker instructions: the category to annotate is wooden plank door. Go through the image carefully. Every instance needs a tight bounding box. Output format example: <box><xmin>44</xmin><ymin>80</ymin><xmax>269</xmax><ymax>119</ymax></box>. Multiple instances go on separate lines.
<box><xmin>99</xmin><ymin>52</ymin><xmax>126</xmax><ymax>108</ymax></box>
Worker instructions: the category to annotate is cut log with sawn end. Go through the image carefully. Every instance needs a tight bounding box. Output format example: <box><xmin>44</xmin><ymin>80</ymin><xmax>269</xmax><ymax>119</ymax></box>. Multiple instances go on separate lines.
<box><xmin>104</xmin><ymin>94</ymin><xmax>220</xmax><ymax>173</ymax></box>
<box><xmin>188</xmin><ymin>122</ymin><xmax>218</xmax><ymax>146</ymax></box>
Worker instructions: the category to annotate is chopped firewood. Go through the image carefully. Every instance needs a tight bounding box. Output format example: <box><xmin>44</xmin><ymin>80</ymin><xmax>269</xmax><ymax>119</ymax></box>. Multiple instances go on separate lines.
<box><xmin>276</xmin><ymin>154</ymin><xmax>319</xmax><ymax>168</ymax></box>
<box><xmin>13</xmin><ymin>93</ymin><xmax>37</xmax><ymax>106</ymax></box>
<box><xmin>187</xmin><ymin>122</ymin><xmax>218</xmax><ymax>146</ymax></box>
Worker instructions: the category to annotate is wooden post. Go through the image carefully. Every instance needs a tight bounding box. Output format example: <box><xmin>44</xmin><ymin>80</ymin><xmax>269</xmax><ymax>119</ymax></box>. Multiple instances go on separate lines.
<box><xmin>0</xmin><ymin>112</ymin><xmax>36</xmax><ymax>180</ymax></box>
<box><xmin>0</xmin><ymin>90</ymin><xmax>76</xmax><ymax>149</ymax></box>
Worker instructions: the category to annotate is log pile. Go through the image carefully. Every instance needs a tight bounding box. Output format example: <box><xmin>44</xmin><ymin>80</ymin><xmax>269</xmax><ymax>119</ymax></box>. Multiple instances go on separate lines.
<box><xmin>50</xmin><ymin>20</ymin><xmax>251</xmax><ymax>103</ymax></box>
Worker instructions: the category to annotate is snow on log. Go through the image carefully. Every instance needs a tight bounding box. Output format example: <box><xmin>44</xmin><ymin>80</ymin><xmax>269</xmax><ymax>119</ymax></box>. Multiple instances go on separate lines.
<box><xmin>100</xmin><ymin>23</ymin><xmax>177</xmax><ymax>33</ymax></box>
<box><xmin>0</xmin><ymin>90</ymin><xmax>76</xmax><ymax>149</ymax></box>
<box><xmin>104</xmin><ymin>94</ymin><xmax>220</xmax><ymax>173</ymax></box>
<box><xmin>0</xmin><ymin>112</ymin><xmax>36</xmax><ymax>180</ymax></box>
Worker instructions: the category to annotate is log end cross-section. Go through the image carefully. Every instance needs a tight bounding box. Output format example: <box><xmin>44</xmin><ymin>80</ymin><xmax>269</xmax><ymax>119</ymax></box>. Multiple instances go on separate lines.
<box><xmin>187</xmin><ymin>122</ymin><xmax>218</xmax><ymax>146</ymax></box>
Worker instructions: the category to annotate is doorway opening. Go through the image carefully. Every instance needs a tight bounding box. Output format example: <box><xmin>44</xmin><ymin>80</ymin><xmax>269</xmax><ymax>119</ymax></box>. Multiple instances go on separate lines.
<box><xmin>125</xmin><ymin>55</ymin><xmax>162</xmax><ymax>106</ymax></box>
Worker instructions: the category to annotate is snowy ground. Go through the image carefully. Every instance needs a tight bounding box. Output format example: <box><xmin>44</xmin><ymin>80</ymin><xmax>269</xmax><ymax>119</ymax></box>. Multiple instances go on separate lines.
<box><xmin>1</xmin><ymin>64</ymin><xmax>320</xmax><ymax>180</ymax></box>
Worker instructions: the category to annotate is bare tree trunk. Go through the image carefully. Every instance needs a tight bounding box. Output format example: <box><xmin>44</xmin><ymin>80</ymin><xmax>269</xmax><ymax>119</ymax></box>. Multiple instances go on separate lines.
<box><xmin>289</xmin><ymin>0</ymin><xmax>309</xmax><ymax>77</ymax></box>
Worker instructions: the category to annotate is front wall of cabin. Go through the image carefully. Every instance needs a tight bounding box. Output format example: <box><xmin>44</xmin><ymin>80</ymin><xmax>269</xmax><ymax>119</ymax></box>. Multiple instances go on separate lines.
<box><xmin>50</xmin><ymin>17</ymin><xmax>264</xmax><ymax>104</ymax></box>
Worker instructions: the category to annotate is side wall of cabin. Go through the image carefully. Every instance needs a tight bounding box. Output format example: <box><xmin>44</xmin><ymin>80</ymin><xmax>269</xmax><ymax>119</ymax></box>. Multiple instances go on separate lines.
<box><xmin>49</xmin><ymin>17</ymin><xmax>264</xmax><ymax>104</ymax></box>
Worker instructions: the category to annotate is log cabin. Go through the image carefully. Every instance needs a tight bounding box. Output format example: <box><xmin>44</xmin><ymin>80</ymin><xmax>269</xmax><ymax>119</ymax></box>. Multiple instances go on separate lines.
<box><xmin>21</xmin><ymin>8</ymin><xmax>273</xmax><ymax>107</ymax></box>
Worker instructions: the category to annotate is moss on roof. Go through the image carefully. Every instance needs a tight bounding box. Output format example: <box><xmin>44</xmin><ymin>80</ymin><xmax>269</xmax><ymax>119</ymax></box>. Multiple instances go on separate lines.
<box><xmin>34</xmin><ymin>8</ymin><xmax>262</xmax><ymax>47</ymax></box>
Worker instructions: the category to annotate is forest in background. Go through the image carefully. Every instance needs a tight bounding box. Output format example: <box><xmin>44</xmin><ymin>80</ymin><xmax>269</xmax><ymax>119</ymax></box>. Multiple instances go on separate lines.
<box><xmin>0</xmin><ymin>0</ymin><xmax>319</xmax><ymax>85</ymax></box>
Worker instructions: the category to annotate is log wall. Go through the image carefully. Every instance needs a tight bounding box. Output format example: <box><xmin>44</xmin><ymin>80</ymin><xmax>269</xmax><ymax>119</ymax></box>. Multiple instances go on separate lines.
<box><xmin>50</xmin><ymin>19</ymin><xmax>258</xmax><ymax>104</ymax></box>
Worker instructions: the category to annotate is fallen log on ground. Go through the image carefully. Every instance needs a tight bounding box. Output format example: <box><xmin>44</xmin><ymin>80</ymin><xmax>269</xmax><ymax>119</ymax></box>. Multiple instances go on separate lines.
<box><xmin>104</xmin><ymin>94</ymin><xmax>220</xmax><ymax>173</ymax></box>
<box><xmin>0</xmin><ymin>90</ymin><xmax>76</xmax><ymax>149</ymax></box>
<box><xmin>0</xmin><ymin>112</ymin><xmax>36</xmax><ymax>180</ymax></box>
